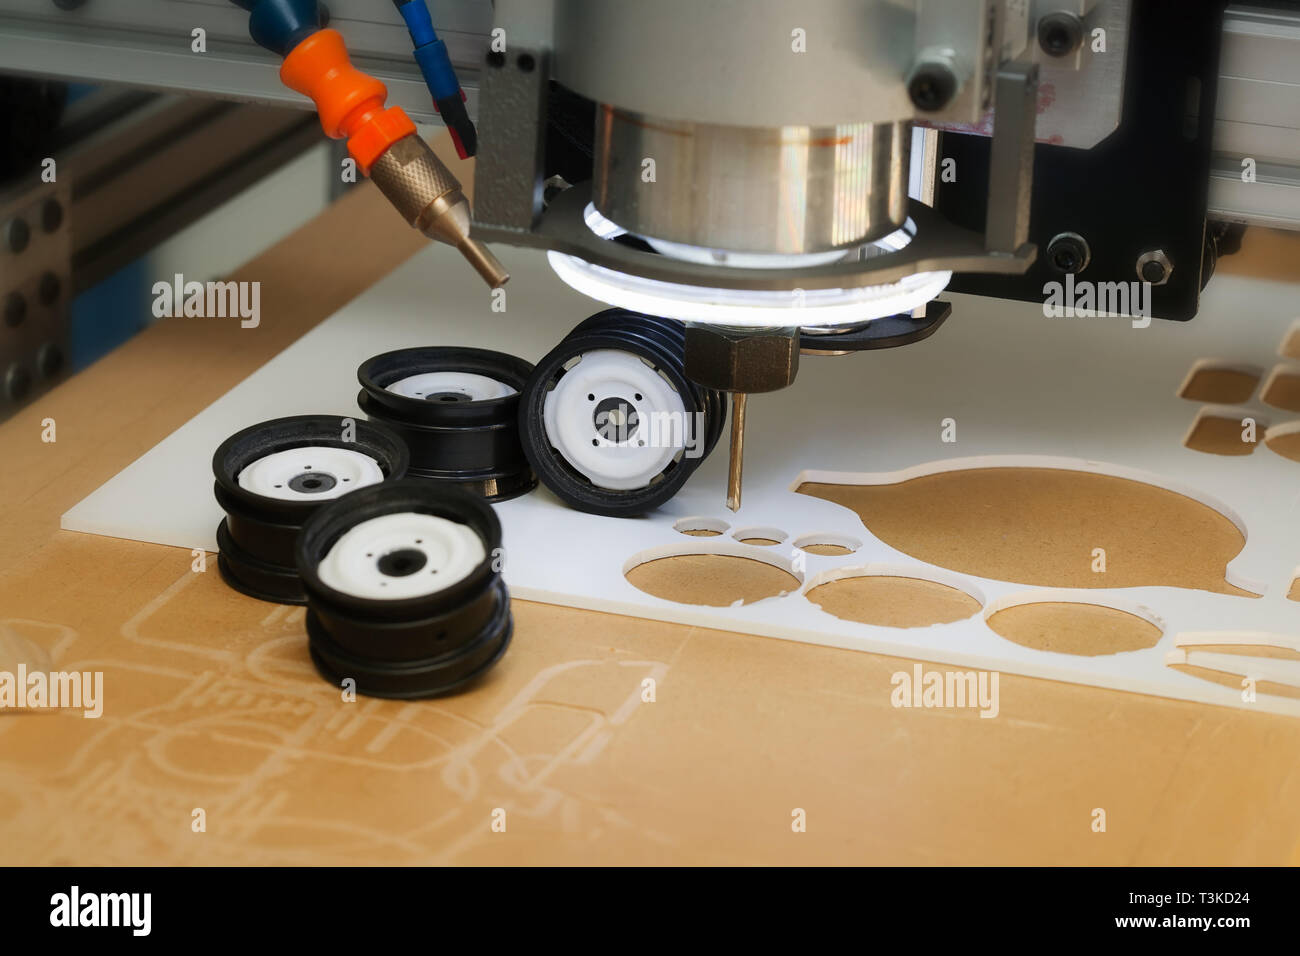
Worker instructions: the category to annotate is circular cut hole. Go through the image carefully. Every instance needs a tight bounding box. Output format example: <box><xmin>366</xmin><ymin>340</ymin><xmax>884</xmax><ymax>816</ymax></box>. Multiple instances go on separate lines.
<box><xmin>793</xmin><ymin>532</ymin><xmax>862</xmax><ymax>557</ymax></box>
<box><xmin>732</xmin><ymin>526</ymin><xmax>788</xmax><ymax>547</ymax></box>
<box><xmin>626</xmin><ymin>553</ymin><xmax>798</xmax><ymax>607</ymax></box>
<box><xmin>673</xmin><ymin>516</ymin><xmax>729</xmax><ymax>538</ymax></box>
<box><xmin>987</xmin><ymin>601</ymin><xmax>1162</xmax><ymax>656</ymax></box>
<box><xmin>807</xmin><ymin>574</ymin><xmax>980</xmax><ymax>628</ymax></box>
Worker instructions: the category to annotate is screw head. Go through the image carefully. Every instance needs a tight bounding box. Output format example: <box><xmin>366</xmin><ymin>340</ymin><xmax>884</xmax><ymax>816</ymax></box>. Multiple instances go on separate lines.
<box><xmin>908</xmin><ymin>62</ymin><xmax>959</xmax><ymax>112</ymax></box>
<box><xmin>1038</xmin><ymin>12</ymin><xmax>1085</xmax><ymax>58</ymax></box>
<box><xmin>1046</xmin><ymin>232</ymin><xmax>1091</xmax><ymax>275</ymax></box>
<box><xmin>37</xmin><ymin>343</ymin><xmax>64</xmax><ymax>380</ymax></box>
<box><xmin>5</xmin><ymin>217</ymin><xmax>30</xmax><ymax>254</ymax></box>
<box><xmin>4</xmin><ymin>363</ymin><xmax>32</xmax><ymax>403</ymax></box>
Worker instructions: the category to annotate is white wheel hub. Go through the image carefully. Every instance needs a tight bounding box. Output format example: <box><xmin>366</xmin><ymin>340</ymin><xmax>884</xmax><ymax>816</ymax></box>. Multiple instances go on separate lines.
<box><xmin>237</xmin><ymin>445</ymin><xmax>384</xmax><ymax>501</ymax></box>
<box><xmin>317</xmin><ymin>512</ymin><xmax>487</xmax><ymax>600</ymax></box>
<box><xmin>542</xmin><ymin>349</ymin><xmax>688</xmax><ymax>491</ymax></box>
<box><xmin>386</xmin><ymin>371</ymin><xmax>516</xmax><ymax>402</ymax></box>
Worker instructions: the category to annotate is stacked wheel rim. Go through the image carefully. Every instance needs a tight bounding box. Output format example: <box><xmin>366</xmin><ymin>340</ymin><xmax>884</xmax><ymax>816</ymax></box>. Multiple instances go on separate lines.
<box><xmin>296</xmin><ymin>480</ymin><xmax>513</xmax><ymax>699</ymax></box>
<box><xmin>212</xmin><ymin>415</ymin><xmax>409</xmax><ymax>604</ymax></box>
<box><xmin>357</xmin><ymin>347</ymin><xmax>537</xmax><ymax>502</ymax></box>
<box><xmin>519</xmin><ymin>309</ymin><xmax>725</xmax><ymax>517</ymax></box>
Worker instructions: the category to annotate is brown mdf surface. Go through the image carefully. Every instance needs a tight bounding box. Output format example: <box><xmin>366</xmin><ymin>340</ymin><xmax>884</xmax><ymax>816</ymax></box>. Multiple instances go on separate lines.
<box><xmin>806</xmin><ymin>575</ymin><xmax>981</xmax><ymax>629</ymax></box>
<box><xmin>1178</xmin><ymin>367</ymin><xmax>1260</xmax><ymax>405</ymax></box>
<box><xmin>1262</xmin><ymin>371</ymin><xmax>1300</xmax><ymax>413</ymax></box>
<box><xmin>987</xmin><ymin>602</ymin><xmax>1163</xmax><ymax>656</ymax></box>
<box><xmin>626</xmin><ymin>554</ymin><xmax>799</xmax><ymax>607</ymax></box>
<box><xmin>1</xmin><ymin>153</ymin><xmax>1299</xmax><ymax>865</ymax></box>
<box><xmin>799</xmin><ymin>467</ymin><xmax>1255</xmax><ymax>597</ymax></box>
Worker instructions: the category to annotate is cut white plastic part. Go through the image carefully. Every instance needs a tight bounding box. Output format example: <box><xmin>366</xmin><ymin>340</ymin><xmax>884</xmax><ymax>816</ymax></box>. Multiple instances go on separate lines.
<box><xmin>317</xmin><ymin>512</ymin><xmax>486</xmax><ymax>600</ymax></box>
<box><xmin>236</xmin><ymin>445</ymin><xmax>384</xmax><ymax>502</ymax></box>
<box><xmin>542</xmin><ymin>349</ymin><xmax>688</xmax><ymax>491</ymax></box>
<box><xmin>386</xmin><ymin>371</ymin><xmax>516</xmax><ymax>402</ymax></box>
<box><xmin>547</xmin><ymin>251</ymin><xmax>951</xmax><ymax>328</ymax></box>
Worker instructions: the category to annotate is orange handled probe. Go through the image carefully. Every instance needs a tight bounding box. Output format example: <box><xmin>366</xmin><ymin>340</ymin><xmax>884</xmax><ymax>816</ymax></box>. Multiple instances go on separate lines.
<box><xmin>233</xmin><ymin>2</ymin><xmax>507</xmax><ymax>288</ymax></box>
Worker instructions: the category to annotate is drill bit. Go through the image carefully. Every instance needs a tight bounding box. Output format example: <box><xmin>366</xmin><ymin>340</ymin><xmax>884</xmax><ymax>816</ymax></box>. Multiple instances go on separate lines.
<box><xmin>368</xmin><ymin>134</ymin><xmax>509</xmax><ymax>288</ymax></box>
<box><xmin>726</xmin><ymin>392</ymin><xmax>747</xmax><ymax>512</ymax></box>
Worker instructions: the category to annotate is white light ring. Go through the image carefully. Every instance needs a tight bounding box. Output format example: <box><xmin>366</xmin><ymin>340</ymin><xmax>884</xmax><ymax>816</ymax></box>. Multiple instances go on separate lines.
<box><xmin>643</xmin><ymin>236</ymin><xmax>850</xmax><ymax>270</ymax></box>
<box><xmin>386</xmin><ymin>370</ymin><xmax>517</xmax><ymax>402</ymax></box>
<box><xmin>542</xmin><ymin>349</ymin><xmax>688</xmax><ymax>491</ymax></box>
<box><xmin>317</xmin><ymin>512</ymin><xmax>486</xmax><ymax>600</ymax></box>
<box><xmin>582</xmin><ymin>202</ymin><xmax>916</xmax><ymax>269</ymax></box>
<box><xmin>237</xmin><ymin>445</ymin><xmax>384</xmax><ymax>502</ymax></box>
<box><xmin>547</xmin><ymin>251</ymin><xmax>952</xmax><ymax>328</ymax></box>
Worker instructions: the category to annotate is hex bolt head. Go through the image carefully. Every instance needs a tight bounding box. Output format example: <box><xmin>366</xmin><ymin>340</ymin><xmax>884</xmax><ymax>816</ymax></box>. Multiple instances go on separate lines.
<box><xmin>1038</xmin><ymin>12</ymin><xmax>1085</xmax><ymax>58</ymax></box>
<box><xmin>4</xmin><ymin>363</ymin><xmax>32</xmax><ymax>403</ymax></box>
<box><xmin>907</xmin><ymin>61</ymin><xmax>960</xmax><ymax>113</ymax></box>
<box><xmin>1136</xmin><ymin>249</ymin><xmax>1174</xmax><ymax>286</ymax></box>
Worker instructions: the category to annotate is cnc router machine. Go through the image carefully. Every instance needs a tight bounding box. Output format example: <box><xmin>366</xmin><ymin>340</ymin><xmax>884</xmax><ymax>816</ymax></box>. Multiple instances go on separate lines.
<box><xmin>1</xmin><ymin>0</ymin><xmax>1297</xmax><ymax>513</ymax></box>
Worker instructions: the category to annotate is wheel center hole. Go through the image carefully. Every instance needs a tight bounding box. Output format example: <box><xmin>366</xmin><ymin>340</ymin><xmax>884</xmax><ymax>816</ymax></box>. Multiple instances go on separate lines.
<box><xmin>425</xmin><ymin>391</ymin><xmax>470</xmax><ymax>403</ymax></box>
<box><xmin>376</xmin><ymin>548</ymin><xmax>428</xmax><ymax>577</ymax></box>
<box><xmin>289</xmin><ymin>471</ymin><xmax>337</xmax><ymax>494</ymax></box>
<box><xmin>593</xmin><ymin>396</ymin><xmax>640</xmax><ymax>441</ymax></box>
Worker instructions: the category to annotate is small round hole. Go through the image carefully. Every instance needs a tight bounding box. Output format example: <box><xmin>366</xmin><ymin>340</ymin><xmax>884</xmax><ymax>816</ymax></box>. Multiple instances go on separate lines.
<box><xmin>486</xmin><ymin>51</ymin><xmax>506</xmax><ymax>68</ymax></box>
<box><xmin>517</xmin><ymin>53</ymin><xmax>535</xmax><ymax>72</ymax></box>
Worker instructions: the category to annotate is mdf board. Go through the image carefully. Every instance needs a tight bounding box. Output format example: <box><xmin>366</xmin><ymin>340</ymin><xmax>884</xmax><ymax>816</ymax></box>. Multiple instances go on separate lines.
<box><xmin>1</xmin><ymin>183</ymin><xmax>1298</xmax><ymax>864</ymax></box>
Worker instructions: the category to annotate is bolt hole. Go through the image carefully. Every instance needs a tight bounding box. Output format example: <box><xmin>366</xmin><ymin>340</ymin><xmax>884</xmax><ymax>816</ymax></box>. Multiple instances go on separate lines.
<box><xmin>517</xmin><ymin>53</ymin><xmax>535</xmax><ymax>72</ymax></box>
<box><xmin>486</xmin><ymin>51</ymin><xmax>506</xmax><ymax>68</ymax></box>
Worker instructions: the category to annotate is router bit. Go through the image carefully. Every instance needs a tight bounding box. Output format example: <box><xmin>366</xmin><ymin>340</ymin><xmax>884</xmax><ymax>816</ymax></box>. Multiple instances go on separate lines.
<box><xmin>368</xmin><ymin>134</ymin><xmax>509</xmax><ymax>289</ymax></box>
<box><xmin>727</xmin><ymin>392</ymin><xmax>747</xmax><ymax>512</ymax></box>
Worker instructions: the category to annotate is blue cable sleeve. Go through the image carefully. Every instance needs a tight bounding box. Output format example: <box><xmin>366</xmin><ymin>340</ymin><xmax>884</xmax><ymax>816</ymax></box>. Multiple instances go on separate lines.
<box><xmin>396</xmin><ymin>0</ymin><xmax>437</xmax><ymax>50</ymax></box>
<box><xmin>398</xmin><ymin>0</ymin><xmax>463</xmax><ymax>101</ymax></box>
<box><xmin>413</xmin><ymin>41</ymin><xmax>462</xmax><ymax>100</ymax></box>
